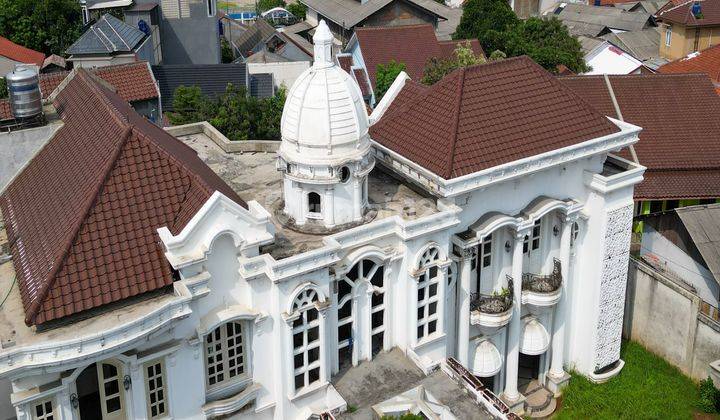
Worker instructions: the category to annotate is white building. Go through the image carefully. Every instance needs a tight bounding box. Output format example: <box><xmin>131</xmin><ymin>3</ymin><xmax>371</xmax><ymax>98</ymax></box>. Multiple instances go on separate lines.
<box><xmin>0</xmin><ymin>21</ymin><xmax>645</xmax><ymax>420</ymax></box>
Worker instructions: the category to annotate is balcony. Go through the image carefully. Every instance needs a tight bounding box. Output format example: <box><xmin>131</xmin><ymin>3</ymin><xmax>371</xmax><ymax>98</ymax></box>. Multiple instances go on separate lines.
<box><xmin>470</xmin><ymin>276</ymin><xmax>514</xmax><ymax>328</ymax></box>
<box><xmin>521</xmin><ymin>258</ymin><xmax>562</xmax><ymax>307</ymax></box>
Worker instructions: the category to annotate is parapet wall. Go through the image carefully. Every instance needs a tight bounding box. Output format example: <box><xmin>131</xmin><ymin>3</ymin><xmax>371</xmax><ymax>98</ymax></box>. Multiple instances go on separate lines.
<box><xmin>164</xmin><ymin>121</ymin><xmax>279</xmax><ymax>153</ymax></box>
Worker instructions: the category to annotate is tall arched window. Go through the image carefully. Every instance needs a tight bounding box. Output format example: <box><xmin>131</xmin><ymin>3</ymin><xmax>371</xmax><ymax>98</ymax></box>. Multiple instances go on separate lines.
<box><xmin>205</xmin><ymin>321</ymin><xmax>246</xmax><ymax>390</ymax></box>
<box><xmin>416</xmin><ymin>247</ymin><xmax>441</xmax><ymax>341</ymax></box>
<box><xmin>291</xmin><ymin>289</ymin><xmax>321</xmax><ymax>391</ymax></box>
<box><xmin>308</xmin><ymin>192</ymin><xmax>321</xmax><ymax>213</ymax></box>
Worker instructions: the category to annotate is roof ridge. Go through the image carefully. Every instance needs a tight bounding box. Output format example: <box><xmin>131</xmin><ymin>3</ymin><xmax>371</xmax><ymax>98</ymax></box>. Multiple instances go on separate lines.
<box><xmin>447</xmin><ymin>67</ymin><xmax>465</xmax><ymax>179</ymax></box>
<box><xmin>356</xmin><ymin>23</ymin><xmax>434</xmax><ymax>31</ymax></box>
<box><xmin>25</xmin><ymin>122</ymin><xmax>133</xmax><ymax>325</ymax></box>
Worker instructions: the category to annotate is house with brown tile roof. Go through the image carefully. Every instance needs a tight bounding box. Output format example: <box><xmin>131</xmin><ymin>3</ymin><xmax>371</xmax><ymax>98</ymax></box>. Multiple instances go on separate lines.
<box><xmin>658</xmin><ymin>43</ymin><xmax>720</xmax><ymax>91</ymax></box>
<box><xmin>0</xmin><ymin>62</ymin><xmax>161</xmax><ymax>123</ymax></box>
<box><xmin>559</xmin><ymin>72</ymin><xmax>720</xmax><ymax>213</ymax></box>
<box><xmin>657</xmin><ymin>0</ymin><xmax>720</xmax><ymax>60</ymax></box>
<box><xmin>341</xmin><ymin>23</ymin><xmax>483</xmax><ymax>106</ymax></box>
<box><xmin>0</xmin><ymin>36</ymin><xmax>45</xmax><ymax>75</ymax></box>
<box><xmin>0</xmin><ymin>68</ymin><xmax>245</xmax><ymax>326</ymax></box>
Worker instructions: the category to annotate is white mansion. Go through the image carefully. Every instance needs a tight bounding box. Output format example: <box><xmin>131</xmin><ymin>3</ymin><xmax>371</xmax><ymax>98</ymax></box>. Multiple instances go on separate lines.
<box><xmin>0</xmin><ymin>21</ymin><xmax>645</xmax><ymax>420</ymax></box>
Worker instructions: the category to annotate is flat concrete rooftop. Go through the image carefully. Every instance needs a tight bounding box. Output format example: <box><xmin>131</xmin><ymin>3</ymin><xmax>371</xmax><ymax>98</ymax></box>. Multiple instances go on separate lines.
<box><xmin>177</xmin><ymin>132</ymin><xmax>439</xmax><ymax>259</ymax></box>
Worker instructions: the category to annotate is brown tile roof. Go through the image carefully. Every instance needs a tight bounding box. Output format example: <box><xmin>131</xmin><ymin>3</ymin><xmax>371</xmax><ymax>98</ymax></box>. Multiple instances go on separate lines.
<box><xmin>658</xmin><ymin>43</ymin><xmax>720</xmax><ymax>83</ymax></box>
<box><xmin>0</xmin><ymin>36</ymin><xmax>44</xmax><ymax>66</ymax></box>
<box><xmin>353</xmin><ymin>24</ymin><xmax>483</xmax><ymax>89</ymax></box>
<box><xmin>559</xmin><ymin>73</ymin><xmax>720</xmax><ymax>200</ymax></box>
<box><xmin>0</xmin><ymin>69</ymin><xmax>244</xmax><ymax>326</ymax></box>
<box><xmin>657</xmin><ymin>0</ymin><xmax>720</xmax><ymax>26</ymax></box>
<box><xmin>353</xmin><ymin>68</ymin><xmax>371</xmax><ymax>97</ymax></box>
<box><xmin>337</xmin><ymin>54</ymin><xmax>353</xmax><ymax>74</ymax></box>
<box><xmin>371</xmin><ymin>56</ymin><xmax>620</xmax><ymax>179</ymax></box>
<box><xmin>0</xmin><ymin>62</ymin><xmax>158</xmax><ymax>120</ymax></box>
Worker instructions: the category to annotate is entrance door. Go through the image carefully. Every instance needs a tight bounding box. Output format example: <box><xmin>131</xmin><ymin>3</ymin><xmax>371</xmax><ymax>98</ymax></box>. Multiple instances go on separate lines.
<box><xmin>97</xmin><ymin>360</ymin><xmax>126</xmax><ymax>420</ymax></box>
<box><xmin>518</xmin><ymin>353</ymin><xmax>541</xmax><ymax>386</ymax></box>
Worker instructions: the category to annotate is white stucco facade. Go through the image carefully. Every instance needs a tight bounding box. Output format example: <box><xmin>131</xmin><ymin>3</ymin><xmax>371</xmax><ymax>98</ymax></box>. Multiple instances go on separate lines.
<box><xmin>0</xmin><ymin>20</ymin><xmax>647</xmax><ymax>420</ymax></box>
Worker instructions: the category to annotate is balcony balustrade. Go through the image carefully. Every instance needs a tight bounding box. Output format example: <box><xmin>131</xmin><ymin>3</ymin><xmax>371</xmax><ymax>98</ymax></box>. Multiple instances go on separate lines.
<box><xmin>470</xmin><ymin>276</ymin><xmax>514</xmax><ymax>328</ymax></box>
<box><xmin>521</xmin><ymin>258</ymin><xmax>562</xmax><ymax>307</ymax></box>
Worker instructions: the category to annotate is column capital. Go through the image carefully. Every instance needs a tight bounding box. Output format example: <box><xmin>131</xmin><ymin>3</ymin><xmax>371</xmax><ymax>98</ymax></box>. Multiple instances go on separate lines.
<box><xmin>559</xmin><ymin>212</ymin><xmax>580</xmax><ymax>224</ymax></box>
<box><xmin>513</xmin><ymin>227</ymin><xmax>531</xmax><ymax>240</ymax></box>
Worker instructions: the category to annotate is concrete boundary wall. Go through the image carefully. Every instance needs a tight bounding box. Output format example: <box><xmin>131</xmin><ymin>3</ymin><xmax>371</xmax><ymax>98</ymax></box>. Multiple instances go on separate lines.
<box><xmin>624</xmin><ymin>258</ymin><xmax>720</xmax><ymax>381</ymax></box>
<box><xmin>164</xmin><ymin>121</ymin><xmax>279</xmax><ymax>153</ymax></box>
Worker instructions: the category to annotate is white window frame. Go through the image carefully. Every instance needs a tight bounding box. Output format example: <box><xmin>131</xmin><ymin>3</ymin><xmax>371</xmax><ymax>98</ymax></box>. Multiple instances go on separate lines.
<box><xmin>291</xmin><ymin>289</ymin><xmax>322</xmax><ymax>392</ymax></box>
<box><xmin>416</xmin><ymin>247</ymin><xmax>441</xmax><ymax>342</ymax></box>
<box><xmin>523</xmin><ymin>219</ymin><xmax>541</xmax><ymax>254</ymax></box>
<box><xmin>665</xmin><ymin>25</ymin><xmax>672</xmax><ymax>47</ymax></box>
<box><xmin>306</xmin><ymin>191</ymin><xmax>323</xmax><ymax>219</ymax></box>
<box><xmin>204</xmin><ymin>321</ymin><xmax>248</xmax><ymax>392</ymax></box>
<box><xmin>570</xmin><ymin>221</ymin><xmax>580</xmax><ymax>248</ymax></box>
<box><xmin>32</xmin><ymin>398</ymin><xmax>55</xmax><ymax>420</ymax></box>
<box><xmin>206</xmin><ymin>0</ymin><xmax>216</xmax><ymax>17</ymax></box>
<box><xmin>144</xmin><ymin>359</ymin><xmax>168</xmax><ymax>419</ymax></box>
<box><xmin>81</xmin><ymin>6</ymin><xmax>89</xmax><ymax>25</ymax></box>
<box><xmin>480</xmin><ymin>234</ymin><xmax>493</xmax><ymax>268</ymax></box>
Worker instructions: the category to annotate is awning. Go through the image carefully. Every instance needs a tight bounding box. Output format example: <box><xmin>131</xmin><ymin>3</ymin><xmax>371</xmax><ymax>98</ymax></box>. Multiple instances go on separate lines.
<box><xmin>472</xmin><ymin>340</ymin><xmax>503</xmax><ymax>377</ymax></box>
<box><xmin>520</xmin><ymin>317</ymin><xmax>550</xmax><ymax>355</ymax></box>
<box><xmin>88</xmin><ymin>0</ymin><xmax>133</xmax><ymax>10</ymax></box>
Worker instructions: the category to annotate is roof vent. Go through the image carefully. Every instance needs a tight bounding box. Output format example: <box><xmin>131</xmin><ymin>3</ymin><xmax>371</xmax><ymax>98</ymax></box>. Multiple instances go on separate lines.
<box><xmin>692</xmin><ymin>1</ymin><xmax>702</xmax><ymax>18</ymax></box>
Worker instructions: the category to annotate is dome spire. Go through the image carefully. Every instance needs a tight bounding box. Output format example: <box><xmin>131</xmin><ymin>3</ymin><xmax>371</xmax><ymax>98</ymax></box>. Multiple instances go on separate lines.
<box><xmin>313</xmin><ymin>20</ymin><xmax>333</xmax><ymax>68</ymax></box>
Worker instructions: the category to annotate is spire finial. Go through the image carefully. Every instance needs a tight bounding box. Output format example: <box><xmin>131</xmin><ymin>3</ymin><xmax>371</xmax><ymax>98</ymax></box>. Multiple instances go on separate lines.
<box><xmin>313</xmin><ymin>20</ymin><xmax>333</xmax><ymax>68</ymax></box>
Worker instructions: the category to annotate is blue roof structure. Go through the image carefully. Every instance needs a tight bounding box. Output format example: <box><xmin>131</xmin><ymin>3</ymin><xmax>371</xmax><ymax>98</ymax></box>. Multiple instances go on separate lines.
<box><xmin>67</xmin><ymin>14</ymin><xmax>147</xmax><ymax>55</ymax></box>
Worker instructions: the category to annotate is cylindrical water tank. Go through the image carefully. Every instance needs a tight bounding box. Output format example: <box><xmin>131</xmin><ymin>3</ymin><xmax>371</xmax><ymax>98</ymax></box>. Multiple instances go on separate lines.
<box><xmin>6</xmin><ymin>66</ymin><xmax>42</xmax><ymax>119</ymax></box>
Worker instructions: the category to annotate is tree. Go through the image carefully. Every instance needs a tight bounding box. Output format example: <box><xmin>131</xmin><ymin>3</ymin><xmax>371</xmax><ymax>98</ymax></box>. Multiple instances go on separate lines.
<box><xmin>421</xmin><ymin>41</ymin><xmax>485</xmax><ymax>85</ymax></box>
<box><xmin>500</xmin><ymin>17</ymin><xmax>589</xmax><ymax>74</ymax></box>
<box><xmin>0</xmin><ymin>78</ymin><xmax>6</xmax><ymax>99</ymax></box>
<box><xmin>287</xmin><ymin>2</ymin><xmax>307</xmax><ymax>19</ymax></box>
<box><xmin>168</xmin><ymin>85</ymin><xmax>215</xmax><ymax>125</ymax></box>
<box><xmin>375</xmin><ymin>60</ymin><xmax>406</xmax><ymax>102</ymax></box>
<box><xmin>221</xmin><ymin>38</ymin><xmax>234</xmax><ymax>63</ymax></box>
<box><xmin>453</xmin><ymin>0</ymin><xmax>519</xmax><ymax>54</ymax></box>
<box><xmin>0</xmin><ymin>0</ymin><xmax>83</xmax><ymax>56</ymax></box>
<box><xmin>257</xmin><ymin>0</ymin><xmax>285</xmax><ymax>12</ymax></box>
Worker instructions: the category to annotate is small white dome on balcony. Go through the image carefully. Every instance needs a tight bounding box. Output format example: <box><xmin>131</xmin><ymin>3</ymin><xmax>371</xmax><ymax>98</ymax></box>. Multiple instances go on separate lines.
<box><xmin>472</xmin><ymin>340</ymin><xmax>503</xmax><ymax>377</ymax></box>
<box><xmin>279</xmin><ymin>20</ymin><xmax>370</xmax><ymax>165</ymax></box>
<box><xmin>520</xmin><ymin>317</ymin><xmax>550</xmax><ymax>355</ymax></box>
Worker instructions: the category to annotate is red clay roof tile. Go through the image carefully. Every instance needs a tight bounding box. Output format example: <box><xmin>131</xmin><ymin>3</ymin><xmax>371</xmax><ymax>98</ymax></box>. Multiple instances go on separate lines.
<box><xmin>559</xmin><ymin>72</ymin><xmax>720</xmax><ymax>200</ymax></box>
<box><xmin>658</xmin><ymin>0</ymin><xmax>720</xmax><ymax>26</ymax></box>
<box><xmin>371</xmin><ymin>56</ymin><xmax>619</xmax><ymax>179</ymax></box>
<box><xmin>0</xmin><ymin>36</ymin><xmax>44</xmax><ymax>66</ymax></box>
<box><xmin>658</xmin><ymin>43</ymin><xmax>720</xmax><ymax>82</ymax></box>
<box><xmin>0</xmin><ymin>69</ymin><xmax>244</xmax><ymax>326</ymax></box>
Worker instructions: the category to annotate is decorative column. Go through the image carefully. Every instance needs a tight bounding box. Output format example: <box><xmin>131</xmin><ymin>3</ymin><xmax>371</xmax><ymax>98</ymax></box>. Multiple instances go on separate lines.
<box><xmin>324</xmin><ymin>187</ymin><xmax>335</xmax><ymax>226</ymax></box>
<box><xmin>549</xmin><ymin>215</ymin><xmax>574</xmax><ymax>386</ymax></box>
<box><xmin>363</xmin><ymin>285</ymin><xmax>374</xmax><ymax>362</ymax></box>
<box><xmin>318</xmin><ymin>302</ymin><xmax>331</xmax><ymax>384</ymax></box>
<box><xmin>503</xmin><ymin>230</ymin><xmax>526</xmax><ymax>406</ymax></box>
<box><xmin>457</xmin><ymin>247</ymin><xmax>473</xmax><ymax>367</ymax></box>
<box><xmin>352</xmin><ymin>175</ymin><xmax>362</xmax><ymax>221</ymax></box>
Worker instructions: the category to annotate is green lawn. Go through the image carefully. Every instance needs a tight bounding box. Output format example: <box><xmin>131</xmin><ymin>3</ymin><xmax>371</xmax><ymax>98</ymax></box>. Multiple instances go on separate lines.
<box><xmin>554</xmin><ymin>341</ymin><xmax>718</xmax><ymax>420</ymax></box>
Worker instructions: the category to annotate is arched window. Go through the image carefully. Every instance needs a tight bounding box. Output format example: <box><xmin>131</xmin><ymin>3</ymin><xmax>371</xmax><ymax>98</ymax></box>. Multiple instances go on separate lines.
<box><xmin>291</xmin><ymin>289</ymin><xmax>321</xmax><ymax>391</ymax></box>
<box><xmin>340</xmin><ymin>166</ymin><xmax>351</xmax><ymax>183</ymax></box>
<box><xmin>416</xmin><ymin>247</ymin><xmax>441</xmax><ymax>341</ymax></box>
<box><xmin>205</xmin><ymin>321</ymin><xmax>246</xmax><ymax>390</ymax></box>
<box><xmin>308</xmin><ymin>192</ymin><xmax>321</xmax><ymax>213</ymax></box>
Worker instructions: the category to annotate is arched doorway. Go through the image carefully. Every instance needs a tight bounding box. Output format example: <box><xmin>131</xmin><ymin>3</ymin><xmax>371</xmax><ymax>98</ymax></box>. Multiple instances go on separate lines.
<box><xmin>75</xmin><ymin>360</ymin><xmax>126</xmax><ymax>420</ymax></box>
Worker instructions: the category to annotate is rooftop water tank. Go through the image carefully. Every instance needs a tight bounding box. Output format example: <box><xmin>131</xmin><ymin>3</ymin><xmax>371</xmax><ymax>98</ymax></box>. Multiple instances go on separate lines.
<box><xmin>6</xmin><ymin>66</ymin><xmax>42</xmax><ymax>119</ymax></box>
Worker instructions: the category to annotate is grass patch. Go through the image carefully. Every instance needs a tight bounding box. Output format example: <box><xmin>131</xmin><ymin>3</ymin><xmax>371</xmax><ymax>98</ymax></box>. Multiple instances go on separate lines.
<box><xmin>555</xmin><ymin>341</ymin><xmax>719</xmax><ymax>419</ymax></box>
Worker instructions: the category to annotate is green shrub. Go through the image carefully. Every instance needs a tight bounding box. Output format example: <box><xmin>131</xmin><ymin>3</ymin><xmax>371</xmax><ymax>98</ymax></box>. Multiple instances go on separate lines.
<box><xmin>698</xmin><ymin>377</ymin><xmax>720</xmax><ymax>413</ymax></box>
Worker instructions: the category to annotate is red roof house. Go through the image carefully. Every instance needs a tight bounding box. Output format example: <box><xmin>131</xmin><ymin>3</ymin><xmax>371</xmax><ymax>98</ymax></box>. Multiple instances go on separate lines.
<box><xmin>0</xmin><ymin>69</ymin><xmax>242</xmax><ymax>326</ymax></box>
<box><xmin>340</xmin><ymin>24</ymin><xmax>483</xmax><ymax>103</ymax></box>
<box><xmin>658</xmin><ymin>43</ymin><xmax>720</xmax><ymax>93</ymax></box>
<box><xmin>0</xmin><ymin>36</ymin><xmax>45</xmax><ymax>70</ymax></box>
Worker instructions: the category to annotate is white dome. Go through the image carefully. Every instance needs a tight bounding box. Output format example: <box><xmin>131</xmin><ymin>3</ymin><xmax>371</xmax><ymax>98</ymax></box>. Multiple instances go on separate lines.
<box><xmin>520</xmin><ymin>317</ymin><xmax>550</xmax><ymax>355</ymax></box>
<box><xmin>279</xmin><ymin>20</ymin><xmax>370</xmax><ymax>165</ymax></box>
<box><xmin>472</xmin><ymin>340</ymin><xmax>503</xmax><ymax>377</ymax></box>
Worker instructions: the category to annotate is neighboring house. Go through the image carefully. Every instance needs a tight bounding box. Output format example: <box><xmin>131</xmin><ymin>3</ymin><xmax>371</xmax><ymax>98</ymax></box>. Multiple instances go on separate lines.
<box><xmin>264</xmin><ymin>31</ymin><xmax>314</xmax><ymax>62</ymax></box>
<box><xmin>151</xmin><ymin>63</ymin><xmax>273</xmax><ymax>112</ymax></box>
<box><xmin>613</xmin><ymin>0</ymin><xmax>669</xmax><ymax>14</ymax></box>
<box><xmin>66</xmin><ymin>14</ymin><xmax>160</xmax><ymax>68</ymax></box>
<box><xmin>340</xmin><ymin>24</ymin><xmax>483</xmax><ymax>105</ymax></box>
<box><xmin>41</xmin><ymin>54</ymin><xmax>68</xmax><ymax>73</ymax></box>
<box><xmin>657</xmin><ymin>0</ymin><xmax>720</xmax><ymax>60</ymax></box>
<box><xmin>0</xmin><ymin>36</ymin><xmax>44</xmax><ymax>75</ymax></box>
<box><xmin>552</xmin><ymin>2</ymin><xmax>656</xmax><ymax>37</ymax></box>
<box><xmin>638</xmin><ymin>204</ymin><xmax>720</xmax><ymax>307</ymax></box>
<box><xmin>246</xmin><ymin>51</ymin><xmax>311</xmax><ymax>90</ymax></box>
<box><xmin>0</xmin><ymin>22</ymin><xmax>645</xmax><ymax>419</ymax></box>
<box><xmin>601</xmin><ymin>27</ymin><xmax>667</xmax><ymax>70</ymax></box>
<box><xmin>559</xmin><ymin>73</ymin><xmax>720</xmax><ymax>215</ymax></box>
<box><xmin>301</xmin><ymin>0</ymin><xmax>455</xmax><ymax>43</ymax></box>
<box><xmin>658</xmin><ymin>43</ymin><xmax>720</xmax><ymax>93</ymax></box>
<box><xmin>229</xmin><ymin>17</ymin><xmax>276</xmax><ymax>58</ymax></box>
<box><xmin>0</xmin><ymin>61</ymin><xmax>161</xmax><ymax>123</ymax></box>
<box><xmin>579</xmin><ymin>36</ymin><xmax>647</xmax><ymax>74</ymax></box>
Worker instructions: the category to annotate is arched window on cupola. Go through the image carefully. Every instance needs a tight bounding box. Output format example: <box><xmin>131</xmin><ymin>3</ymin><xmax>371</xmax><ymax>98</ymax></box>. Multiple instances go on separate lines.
<box><xmin>308</xmin><ymin>192</ymin><xmax>321</xmax><ymax>214</ymax></box>
<box><xmin>291</xmin><ymin>288</ymin><xmax>321</xmax><ymax>391</ymax></box>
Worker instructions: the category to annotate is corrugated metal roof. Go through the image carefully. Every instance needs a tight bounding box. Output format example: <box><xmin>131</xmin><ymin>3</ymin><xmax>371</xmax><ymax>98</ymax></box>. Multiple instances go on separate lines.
<box><xmin>300</xmin><ymin>0</ymin><xmax>450</xmax><ymax>29</ymax></box>
<box><xmin>601</xmin><ymin>28</ymin><xmax>661</xmax><ymax>62</ymax></box>
<box><xmin>152</xmin><ymin>64</ymin><xmax>249</xmax><ymax>111</ymax></box>
<box><xmin>557</xmin><ymin>3</ymin><xmax>654</xmax><ymax>36</ymax></box>
<box><xmin>676</xmin><ymin>204</ymin><xmax>720</xmax><ymax>285</ymax></box>
<box><xmin>67</xmin><ymin>14</ymin><xmax>146</xmax><ymax>55</ymax></box>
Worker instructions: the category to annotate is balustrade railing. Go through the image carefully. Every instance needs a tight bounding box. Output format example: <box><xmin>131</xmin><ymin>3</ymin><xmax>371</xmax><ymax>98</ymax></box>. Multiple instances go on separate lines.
<box><xmin>522</xmin><ymin>258</ymin><xmax>562</xmax><ymax>293</ymax></box>
<box><xmin>470</xmin><ymin>276</ymin><xmax>514</xmax><ymax>314</ymax></box>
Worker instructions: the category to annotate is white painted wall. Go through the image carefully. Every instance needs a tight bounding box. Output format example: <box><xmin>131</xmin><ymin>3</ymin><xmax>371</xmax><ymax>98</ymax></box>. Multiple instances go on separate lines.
<box><xmin>584</xmin><ymin>43</ymin><xmax>643</xmax><ymax>75</ymax></box>
<box><xmin>248</xmin><ymin>61</ymin><xmax>310</xmax><ymax>90</ymax></box>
